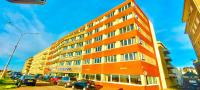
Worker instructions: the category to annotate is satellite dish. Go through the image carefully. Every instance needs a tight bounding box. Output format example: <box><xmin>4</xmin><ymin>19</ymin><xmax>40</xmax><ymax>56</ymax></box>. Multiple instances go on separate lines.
<box><xmin>7</xmin><ymin>0</ymin><xmax>46</xmax><ymax>5</ymax></box>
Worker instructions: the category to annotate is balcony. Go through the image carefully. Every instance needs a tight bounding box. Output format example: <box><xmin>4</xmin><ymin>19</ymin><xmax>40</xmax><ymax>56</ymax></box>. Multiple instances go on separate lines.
<box><xmin>167</xmin><ymin>64</ymin><xmax>174</xmax><ymax>69</ymax></box>
<box><xmin>163</xmin><ymin>49</ymin><xmax>170</xmax><ymax>54</ymax></box>
<box><xmin>164</xmin><ymin>56</ymin><xmax>171</xmax><ymax>61</ymax></box>
<box><xmin>168</xmin><ymin>73</ymin><xmax>176</xmax><ymax>78</ymax></box>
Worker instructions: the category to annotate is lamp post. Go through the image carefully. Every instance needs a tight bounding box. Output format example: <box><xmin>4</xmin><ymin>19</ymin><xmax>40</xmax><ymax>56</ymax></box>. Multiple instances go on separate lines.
<box><xmin>0</xmin><ymin>21</ymin><xmax>39</xmax><ymax>78</ymax></box>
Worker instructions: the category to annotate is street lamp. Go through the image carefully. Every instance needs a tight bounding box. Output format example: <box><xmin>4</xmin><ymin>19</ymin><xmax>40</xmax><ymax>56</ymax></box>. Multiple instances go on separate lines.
<box><xmin>0</xmin><ymin>21</ymin><xmax>39</xmax><ymax>78</ymax></box>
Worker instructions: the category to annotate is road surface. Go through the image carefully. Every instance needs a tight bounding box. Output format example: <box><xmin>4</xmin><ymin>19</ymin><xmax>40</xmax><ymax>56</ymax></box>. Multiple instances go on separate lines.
<box><xmin>12</xmin><ymin>86</ymin><xmax>72</xmax><ymax>90</ymax></box>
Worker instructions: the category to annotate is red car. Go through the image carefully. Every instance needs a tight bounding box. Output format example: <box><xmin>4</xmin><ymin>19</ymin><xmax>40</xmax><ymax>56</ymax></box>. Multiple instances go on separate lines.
<box><xmin>50</xmin><ymin>76</ymin><xmax>61</xmax><ymax>85</ymax></box>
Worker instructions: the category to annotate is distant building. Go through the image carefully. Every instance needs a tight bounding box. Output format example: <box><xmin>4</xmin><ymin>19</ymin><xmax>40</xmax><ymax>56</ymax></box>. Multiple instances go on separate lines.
<box><xmin>182</xmin><ymin>0</ymin><xmax>200</xmax><ymax>60</ymax></box>
<box><xmin>173</xmin><ymin>68</ymin><xmax>184</xmax><ymax>86</ymax></box>
<box><xmin>182</xmin><ymin>67</ymin><xmax>198</xmax><ymax>74</ymax></box>
<box><xmin>193</xmin><ymin>60</ymin><xmax>200</xmax><ymax>77</ymax></box>
<box><xmin>157</xmin><ymin>41</ymin><xmax>178</xmax><ymax>89</ymax></box>
<box><xmin>182</xmin><ymin>69</ymin><xmax>199</xmax><ymax>89</ymax></box>
<box><xmin>22</xmin><ymin>57</ymin><xmax>33</xmax><ymax>74</ymax></box>
<box><xmin>28</xmin><ymin>48</ymin><xmax>49</xmax><ymax>75</ymax></box>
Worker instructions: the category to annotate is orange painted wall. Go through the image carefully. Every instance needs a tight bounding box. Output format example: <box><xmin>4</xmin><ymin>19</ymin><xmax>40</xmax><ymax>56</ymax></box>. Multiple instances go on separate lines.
<box><xmin>95</xmin><ymin>82</ymin><xmax>159</xmax><ymax>90</ymax></box>
<box><xmin>82</xmin><ymin>61</ymin><xmax>158</xmax><ymax>76</ymax></box>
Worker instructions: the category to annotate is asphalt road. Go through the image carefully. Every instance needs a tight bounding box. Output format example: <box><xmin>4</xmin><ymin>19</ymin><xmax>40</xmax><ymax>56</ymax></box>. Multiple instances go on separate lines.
<box><xmin>11</xmin><ymin>80</ymin><xmax>72</xmax><ymax>90</ymax></box>
<box><xmin>12</xmin><ymin>86</ymin><xmax>72</xmax><ymax>90</ymax></box>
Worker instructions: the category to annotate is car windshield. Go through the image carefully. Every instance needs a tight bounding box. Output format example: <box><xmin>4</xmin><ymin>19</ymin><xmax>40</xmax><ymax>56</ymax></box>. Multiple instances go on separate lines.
<box><xmin>62</xmin><ymin>77</ymin><xmax>70</xmax><ymax>81</ymax></box>
<box><xmin>70</xmin><ymin>78</ymin><xmax>77</xmax><ymax>81</ymax></box>
<box><xmin>25</xmin><ymin>75</ymin><xmax>35</xmax><ymax>79</ymax></box>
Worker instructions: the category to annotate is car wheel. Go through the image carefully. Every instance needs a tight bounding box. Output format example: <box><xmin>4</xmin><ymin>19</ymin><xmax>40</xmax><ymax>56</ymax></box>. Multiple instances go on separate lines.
<box><xmin>17</xmin><ymin>82</ymin><xmax>21</xmax><ymax>87</ymax></box>
<box><xmin>64</xmin><ymin>84</ymin><xmax>68</xmax><ymax>88</ymax></box>
<box><xmin>83</xmin><ymin>87</ymin><xmax>86</xmax><ymax>90</ymax></box>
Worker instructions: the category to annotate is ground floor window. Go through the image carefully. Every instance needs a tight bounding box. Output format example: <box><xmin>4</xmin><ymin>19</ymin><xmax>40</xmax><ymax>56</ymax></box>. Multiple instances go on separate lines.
<box><xmin>120</xmin><ymin>75</ymin><xmax>129</xmax><ymax>83</ymax></box>
<box><xmin>130</xmin><ymin>75</ymin><xmax>141</xmax><ymax>84</ymax></box>
<box><xmin>96</xmin><ymin>74</ymin><xmax>101</xmax><ymax>81</ymax></box>
<box><xmin>147</xmin><ymin>76</ymin><xmax>157</xmax><ymax>85</ymax></box>
<box><xmin>112</xmin><ymin>75</ymin><xmax>119</xmax><ymax>82</ymax></box>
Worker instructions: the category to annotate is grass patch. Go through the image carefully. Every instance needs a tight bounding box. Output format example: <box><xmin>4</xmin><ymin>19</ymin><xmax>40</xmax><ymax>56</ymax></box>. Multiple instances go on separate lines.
<box><xmin>0</xmin><ymin>78</ymin><xmax>16</xmax><ymax>89</ymax></box>
<box><xmin>0</xmin><ymin>84</ymin><xmax>16</xmax><ymax>90</ymax></box>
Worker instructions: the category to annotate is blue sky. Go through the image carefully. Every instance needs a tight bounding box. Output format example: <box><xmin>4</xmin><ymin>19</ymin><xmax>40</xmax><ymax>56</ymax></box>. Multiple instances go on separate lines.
<box><xmin>0</xmin><ymin>0</ymin><xmax>197</xmax><ymax>71</ymax></box>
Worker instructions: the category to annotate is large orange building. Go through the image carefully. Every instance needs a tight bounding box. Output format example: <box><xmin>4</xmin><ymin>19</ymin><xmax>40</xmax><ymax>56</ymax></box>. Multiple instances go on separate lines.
<box><xmin>45</xmin><ymin>0</ymin><xmax>162</xmax><ymax>90</ymax></box>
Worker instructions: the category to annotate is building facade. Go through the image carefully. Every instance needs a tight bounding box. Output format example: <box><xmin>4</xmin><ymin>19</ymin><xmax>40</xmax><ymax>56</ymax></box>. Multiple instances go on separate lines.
<box><xmin>157</xmin><ymin>41</ymin><xmax>177</xmax><ymax>89</ymax></box>
<box><xmin>44</xmin><ymin>0</ymin><xmax>162</xmax><ymax>89</ymax></box>
<box><xmin>29</xmin><ymin>48</ymin><xmax>49</xmax><ymax>75</ymax></box>
<box><xmin>22</xmin><ymin>57</ymin><xmax>33</xmax><ymax>74</ymax></box>
<box><xmin>183</xmin><ymin>0</ymin><xmax>200</xmax><ymax>59</ymax></box>
<box><xmin>46</xmin><ymin>29</ymin><xmax>85</xmax><ymax>79</ymax></box>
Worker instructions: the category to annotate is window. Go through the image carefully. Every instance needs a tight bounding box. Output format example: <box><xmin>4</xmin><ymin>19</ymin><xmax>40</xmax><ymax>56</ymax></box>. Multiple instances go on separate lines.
<box><xmin>67</xmin><ymin>52</ymin><xmax>74</xmax><ymax>57</ymax></box>
<box><xmin>119</xmin><ymin>24</ymin><xmax>134</xmax><ymax>34</ymax></box>
<box><xmin>121</xmin><ymin>52</ymin><xmax>137</xmax><ymax>61</ymax></box>
<box><xmin>74</xmin><ymin>60</ymin><xmax>81</xmax><ymax>65</ymax></box>
<box><xmin>130</xmin><ymin>75</ymin><xmax>141</xmax><ymax>85</ymax></box>
<box><xmin>95</xmin><ymin>46</ymin><xmax>102</xmax><ymax>52</ymax></box>
<box><xmin>105</xmin><ymin>55</ymin><xmax>117</xmax><ymax>63</ymax></box>
<box><xmin>71</xmin><ymin>37</ymin><xmax>76</xmax><ymax>41</ymax></box>
<box><xmin>139</xmin><ymin>38</ymin><xmax>143</xmax><ymax>44</ymax></box>
<box><xmin>105</xmin><ymin>74</ymin><xmax>111</xmax><ymax>82</ymax></box>
<box><xmin>95</xmin><ymin>28</ymin><xmax>99</xmax><ymax>33</ymax></box>
<box><xmin>61</xmin><ymin>54</ymin><xmax>66</xmax><ymax>58</ymax></box>
<box><xmin>77</xmin><ymin>42</ymin><xmax>83</xmax><ymax>47</ymax></box>
<box><xmin>87</xmin><ymin>31</ymin><xmax>92</xmax><ymax>36</ymax></box>
<box><xmin>107</xmin><ymin>31</ymin><xmax>115</xmax><ymax>38</ymax></box>
<box><xmin>88</xmin><ymin>23</ymin><xmax>93</xmax><ymax>28</ymax></box>
<box><xmin>94</xmin><ymin>57</ymin><xmax>101</xmax><ymax>64</ymax></box>
<box><xmin>120</xmin><ymin>75</ymin><xmax>129</xmax><ymax>83</ymax></box>
<box><xmin>63</xmin><ymin>46</ymin><xmax>68</xmax><ymax>50</ymax></box>
<box><xmin>83</xmin><ymin>59</ymin><xmax>90</xmax><ymax>65</ymax></box>
<box><xmin>106</xmin><ymin>22</ymin><xmax>113</xmax><ymax>28</ymax></box>
<box><xmin>90</xmin><ymin>74</ymin><xmax>95</xmax><ymax>80</ymax></box>
<box><xmin>59</xmin><ymin>62</ymin><xmax>64</xmax><ymax>66</ymax></box>
<box><xmin>65</xmin><ymin>40</ymin><xmax>69</xmax><ymax>43</ymax></box>
<box><xmin>120</xmin><ymin>37</ymin><xmax>135</xmax><ymax>46</ymax></box>
<box><xmin>118</xmin><ymin>2</ymin><xmax>131</xmax><ymax>12</ymax></box>
<box><xmin>96</xmin><ymin>74</ymin><xmax>101</xmax><ymax>81</ymax></box>
<box><xmin>70</xmin><ymin>44</ymin><xmax>75</xmax><ymax>48</ymax></box>
<box><xmin>141</xmin><ymin>54</ymin><xmax>145</xmax><ymax>60</ymax></box>
<box><xmin>75</xmin><ymin>51</ymin><xmax>82</xmax><ymax>56</ymax></box>
<box><xmin>106</xmin><ymin>11</ymin><xmax>115</xmax><ymax>18</ymax></box>
<box><xmin>147</xmin><ymin>76</ymin><xmax>157</xmax><ymax>85</ymax></box>
<box><xmin>107</xmin><ymin>42</ymin><xmax>115</xmax><ymax>50</ymax></box>
<box><xmin>86</xmin><ymin>39</ymin><xmax>92</xmax><ymax>45</ymax></box>
<box><xmin>112</xmin><ymin>75</ymin><xmax>119</xmax><ymax>82</ymax></box>
<box><xmin>79</xmin><ymin>34</ymin><xmax>84</xmax><ymax>39</ymax></box>
<box><xmin>94</xmin><ymin>35</ymin><xmax>103</xmax><ymax>42</ymax></box>
<box><xmin>66</xmin><ymin>61</ymin><xmax>72</xmax><ymax>66</ymax></box>
<box><xmin>122</xmin><ymin>15</ymin><xmax>128</xmax><ymax>21</ymax></box>
<box><xmin>86</xmin><ymin>49</ymin><xmax>91</xmax><ymax>54</ymax></box>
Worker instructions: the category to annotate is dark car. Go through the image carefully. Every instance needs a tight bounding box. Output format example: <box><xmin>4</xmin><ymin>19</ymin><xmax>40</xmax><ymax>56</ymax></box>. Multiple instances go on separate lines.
<box><xmin>16</xmin><ymin>75</ymin><xmax>37</xmax><ymax>87</ymax></box>
<box><xmin>10</xmin><ymin>72</ymin><xmax>22</xmax><ymax>80</ymax></box>
<box><xmin>57</xmin><ymin>77</ymin><xmax>77</xmax><ymax>88</ymax></box>
<box><xmin>50</xmin><ymin>76</ymin><xmax>61</xmax><ymax>85</ymax></box>
<box><xmin>73</xmin><ymin>80</ymin><xmax>103</xmax><ymax>90</ymax></box>
<box><xmin>42</xmin><ymin>75</ymin><xmax>51</xmax><ymax>81</ymax></box>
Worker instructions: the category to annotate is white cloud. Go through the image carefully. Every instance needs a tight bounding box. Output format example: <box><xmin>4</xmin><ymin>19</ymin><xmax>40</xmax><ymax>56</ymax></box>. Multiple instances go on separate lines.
<box><xmin>171</xmin><ymin>24</ymin><xmax>193</xmax><ymax>50</ymax></box>
<box><xmin>0</xmin><ymin>11</ymin><xmax>55</xmax><ymax>61</ymax></box>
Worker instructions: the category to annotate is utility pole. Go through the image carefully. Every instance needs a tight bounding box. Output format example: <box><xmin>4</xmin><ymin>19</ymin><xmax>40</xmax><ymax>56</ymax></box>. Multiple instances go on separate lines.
<box><xmin>0</xmin><ymin>21</ymin><xmax>39</xmax><ymax>79</ymax></box>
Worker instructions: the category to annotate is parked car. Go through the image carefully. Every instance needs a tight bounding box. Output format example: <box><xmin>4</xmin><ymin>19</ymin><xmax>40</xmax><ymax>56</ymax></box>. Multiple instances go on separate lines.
<box><xmin>50</xmin><ymin>76</ymin><xmax>61</xmax><ymax>85</ymax></box>
<box><xmin>42</xmin><ymin>75</ymin><xmax>51</xmax><ymax>81</ymax></box>
<box><xmin>73</xmin><ymin>79</ymin><xmax>103</xmax><ymax>90</ymax></box>
<box><xmin>10</xmin><ymin>72</ymin><xmax>22</xmax><ymax>80</ymax></box>
<box><xmin>34</xmin><ymin>74</ymin><xmax>42</xmax><ymax>79</ymax></box>
<box><xmin>16</xmin><ymin>75</ymin><xmax>37</xmax><ymax>87</ymax></box>
<box><xmin>57</xmin><ymin>77</ymin><xmax>77</xmax><ymax>88</ymax></box>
